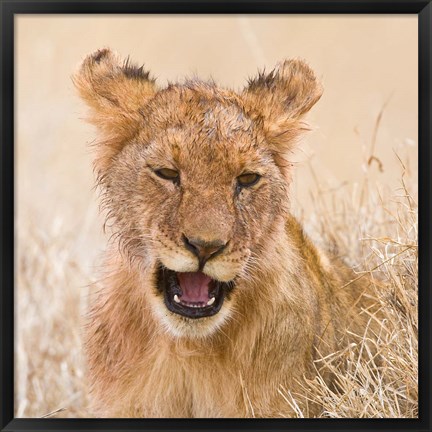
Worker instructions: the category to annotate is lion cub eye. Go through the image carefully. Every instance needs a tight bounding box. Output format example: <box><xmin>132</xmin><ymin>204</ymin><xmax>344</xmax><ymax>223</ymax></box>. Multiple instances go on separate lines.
<box><xmin>237</xmin><ymin>173</ymin><xmax>261</xmax><ymax>188</ymax></box>
<box><xmin>155</xmin><ymin>168</ymin><xmax>180</xmax><ymax>183</ymax></box>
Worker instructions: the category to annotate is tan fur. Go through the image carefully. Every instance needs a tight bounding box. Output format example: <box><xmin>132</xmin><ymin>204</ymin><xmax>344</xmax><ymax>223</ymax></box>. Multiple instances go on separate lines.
<box><xmin>74</xmin><ymin>49</ymin><xmax>379</xmax><ymax>418</ymax></box>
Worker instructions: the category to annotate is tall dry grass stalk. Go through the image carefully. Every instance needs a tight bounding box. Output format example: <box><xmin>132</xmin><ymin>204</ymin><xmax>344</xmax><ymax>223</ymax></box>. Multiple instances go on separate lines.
<box><xmin>15</xmin><ymin>139</ymin><xmax>417</xmax><ymax>418</ymax></box>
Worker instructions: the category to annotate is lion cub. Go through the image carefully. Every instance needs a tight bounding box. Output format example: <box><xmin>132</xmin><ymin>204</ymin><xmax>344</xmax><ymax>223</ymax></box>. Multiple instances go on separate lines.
<box><xmin>74</xmin><ymin>49</ymin><xmax>379</xmax><ymax>418</ymax></box>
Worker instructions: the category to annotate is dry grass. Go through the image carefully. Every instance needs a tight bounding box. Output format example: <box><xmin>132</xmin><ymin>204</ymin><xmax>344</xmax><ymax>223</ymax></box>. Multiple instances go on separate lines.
<box><xmin>15</xmin><ymin>218</ymin><xmax>92</xmax><ymax>417</ymax></box>
<box><xmin>285</xmin><ymin>131</ymin><xmax>418</xmax><ymax>418</ymax></box>
<box><xmin>15</xmin><ymin>140</ymin><xmax>417</xmax><ymax>418</ymax></box>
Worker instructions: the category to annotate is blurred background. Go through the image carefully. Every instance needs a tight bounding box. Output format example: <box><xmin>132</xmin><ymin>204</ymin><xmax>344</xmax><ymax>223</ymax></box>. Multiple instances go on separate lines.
<box><xmin>15</xmin><ymin>15</ymin><xmax>418</xmax><ymax>417</ymax></box>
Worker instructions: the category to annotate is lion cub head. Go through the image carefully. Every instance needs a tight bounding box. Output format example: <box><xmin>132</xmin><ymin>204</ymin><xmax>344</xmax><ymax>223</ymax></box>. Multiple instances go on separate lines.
<box><xmin>75</xmin><ymin>49</ymin><xmax>322</xmax><ymax>338</ymax></box>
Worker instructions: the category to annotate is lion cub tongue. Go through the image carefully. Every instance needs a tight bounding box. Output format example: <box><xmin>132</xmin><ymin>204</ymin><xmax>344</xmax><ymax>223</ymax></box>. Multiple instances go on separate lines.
<box><xmin>177</xmin><ymin>272</ymin><xmax>212</xmax><ymax>303</ymax></box>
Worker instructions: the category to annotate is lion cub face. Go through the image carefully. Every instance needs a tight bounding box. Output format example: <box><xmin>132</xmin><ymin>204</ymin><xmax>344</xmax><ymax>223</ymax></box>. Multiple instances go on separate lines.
<box><xmin>114</xmin><ymin>96</ymin><xmax>288</xmax><ymax>334</ymax></box>
<box><xmin>74</xmin><ymin>49</ymin><xmax>322</xmax><ymax>337</ymax></box>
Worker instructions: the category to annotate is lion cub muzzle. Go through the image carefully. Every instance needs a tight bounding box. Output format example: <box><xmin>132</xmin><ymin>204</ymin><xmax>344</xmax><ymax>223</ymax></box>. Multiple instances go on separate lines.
<box><xmin>155</xmin><ymin>234</ymin><xmax>235</xmax><ymax>319</ymax></box>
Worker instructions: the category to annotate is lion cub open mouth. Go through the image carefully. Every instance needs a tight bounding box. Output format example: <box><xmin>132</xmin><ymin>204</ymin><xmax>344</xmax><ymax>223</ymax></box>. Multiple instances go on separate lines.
<box><xmin>157</xmin><ymin>267</ymin><xmax>232</xmax><ymax>319</ymax></box>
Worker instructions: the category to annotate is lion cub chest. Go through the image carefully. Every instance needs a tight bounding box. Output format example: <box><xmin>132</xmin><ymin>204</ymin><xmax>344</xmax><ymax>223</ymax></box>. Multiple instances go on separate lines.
<box><xmin>137</xmin><ymin>344</ymin><xmax>244</xmax><ymax>417</ymax></box>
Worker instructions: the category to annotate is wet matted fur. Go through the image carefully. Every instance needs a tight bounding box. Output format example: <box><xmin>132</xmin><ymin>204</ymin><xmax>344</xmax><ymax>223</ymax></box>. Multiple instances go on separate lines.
<box><xmin>74</xmin><ymin>49</ymin><xmax>380</xmax><ymax>417</ymax></box>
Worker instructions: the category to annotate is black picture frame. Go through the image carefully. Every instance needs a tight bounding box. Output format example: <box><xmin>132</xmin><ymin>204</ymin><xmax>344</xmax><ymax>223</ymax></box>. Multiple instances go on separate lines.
<box><xmin>1</xmin><ymin>1</ymin><xmax>431</xmax><ymax>431</ymax></box>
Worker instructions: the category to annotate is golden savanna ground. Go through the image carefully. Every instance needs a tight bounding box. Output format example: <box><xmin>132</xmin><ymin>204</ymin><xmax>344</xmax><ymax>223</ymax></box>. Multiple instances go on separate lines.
<box><xmin>15</xmin><ymin>15</ymin><xmax>417</xmax><ymax>418</ymax></box>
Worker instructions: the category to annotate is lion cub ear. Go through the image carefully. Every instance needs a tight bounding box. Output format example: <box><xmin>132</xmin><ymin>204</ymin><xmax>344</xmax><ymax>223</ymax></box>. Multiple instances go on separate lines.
<box><xmin>73</xmin><ymin>48</ymin><xmax>157</xmax><ymax>173</ymax></box>
<box><xmin>243</xmin><ymin>59</ymin><xmax>323</xmax><ymax>177</ymax></box>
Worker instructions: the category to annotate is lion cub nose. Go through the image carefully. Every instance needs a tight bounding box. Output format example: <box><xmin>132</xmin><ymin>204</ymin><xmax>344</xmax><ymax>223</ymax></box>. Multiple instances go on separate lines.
<box><xmin>182</xmin><ymin>235</ymin><xmax>227</xmax><ymax>269</ymax></box>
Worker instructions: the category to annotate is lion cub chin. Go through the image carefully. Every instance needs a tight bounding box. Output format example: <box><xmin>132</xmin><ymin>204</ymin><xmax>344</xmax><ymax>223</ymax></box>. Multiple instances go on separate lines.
<box><xmin>74</xmin><ymin>49</ymin><xmax>379</xmax><ymax>418</ymax></box>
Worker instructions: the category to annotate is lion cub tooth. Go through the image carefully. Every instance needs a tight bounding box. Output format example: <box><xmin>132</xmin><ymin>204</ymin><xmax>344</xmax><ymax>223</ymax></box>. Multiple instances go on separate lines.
<box><xmin>173</xmin><ymin>294</ymin><xmax>180</xmax><ymax>304</ymax></box>
<box><xmin>207</xmin><ymin>297</ymin><xmax>216</xmax><ymax>306</ymax></box>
